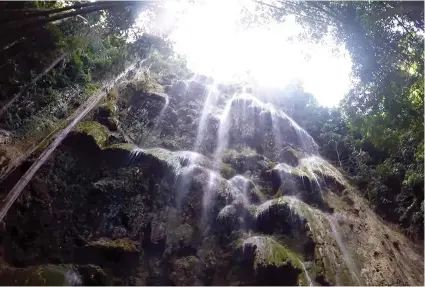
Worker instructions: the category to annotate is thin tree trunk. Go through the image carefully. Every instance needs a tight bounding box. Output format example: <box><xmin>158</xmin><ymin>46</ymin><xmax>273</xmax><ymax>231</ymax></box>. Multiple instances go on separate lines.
<box><xmin>0</xmin><ymin>89</ymin><xmax>104</xmax><ymax>223</ymax></box>
<box><xmin>0</xmin><ymin>1</ymin><xmax>120</xmax><ymax>26</ymax></box>
<box><xmin>0</xmin><ymin>2</ymin><xmax>130</xmax><ymax>50</ymax></box>
<box><xmin>0</xmin><ymin>2</ymin><xmax>123</xmax><ymax>33</ymax></box>
<box><xmin>335</xmin><ymin>141</ymin><xmax>342</xmax><ymax>168</ymax></box>
<box><xmin>2</xmin><ymin>1</ymin><xmax>112</xmax><ymax>20</ymax></box>
<box><xmin>0</xmin><ymin>52</ymin><xmax>67</xmax><ymax>117</ymax></box>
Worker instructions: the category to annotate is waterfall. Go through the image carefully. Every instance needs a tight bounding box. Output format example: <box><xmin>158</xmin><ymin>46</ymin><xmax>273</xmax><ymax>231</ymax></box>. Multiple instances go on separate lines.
<box><xmin>211</xmin><ymin>94</ymin><xmax>235</xmax><ymax>170</ymax></box>
<box><xmin>228</xmin><ymin>175</ymin><xmax>251</xmax><ymax>206</ymax></box>
<box><xmin>285</xmin><ymin>115</ymin><xmax>319</xmax><ymax>155</ymax></box>
<box><xmin>328</xmin><ymin>216</ymin><xmax>363</xmax><ymax>286</ymax></box>
<box><xmin>298</xmin><ymin>259</ymin><xmax>313</xmax><ymax>286</ymax></box>
<box><xmin>194</xmin><ymin>83</ymin><xmax>218</xmax><ymax>152</ymax></box>
<box><xmin>142</xmin><ymin>94</ymin><xmax>170</xmax><ymax>146</ymax></box>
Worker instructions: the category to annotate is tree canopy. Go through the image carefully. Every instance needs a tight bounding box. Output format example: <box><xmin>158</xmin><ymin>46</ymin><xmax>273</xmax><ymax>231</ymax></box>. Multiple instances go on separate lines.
<box><xmin>254</xmin><ymin>0</ymin><xmax>424</xmax><ymax>239</ymax></box>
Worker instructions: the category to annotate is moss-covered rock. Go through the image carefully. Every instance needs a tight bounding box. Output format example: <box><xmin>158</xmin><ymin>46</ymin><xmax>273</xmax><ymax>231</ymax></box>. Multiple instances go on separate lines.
<box><xmin>87</xmin><ymin>238</ymin><xmax>138</xmax><ymax>252</ymax></box>
<box><xmin>234</xmin><ymin>236</ymin><xmax>303</xmax><ymax>285</ymax></box>
<box><xmin>169</xmin><ymin>223</ymin><xmax>194</xmax><ymax>246</ymax></box>
<box><xmin>73</xmin><ymin>121</ymin><xmax>109</xmax><ymax>148</ymax></box>
<box><xmin>216</xmin><ymin>205</ymin><xmax>239</xmax><ymax>229</ymax></box>
<box><xmin>228</xmin><ymin>175</ymin><xmax>265</xmax><ymax>204</ymax></box>
<box><xmin>170</xmin><ymin>256</ymin><xmax>204</xmax><ymax>285</ymax></box>
<box><xmin>252</xmin><ymin>197</ymin><xmax>316</xmax><ymax>257</ymax></box>
<box><xmin>222</xmin><ymin>148</ymin><xmax>271</xmax><ymax>175</ymax></box>
<box><xmin>81</xmin><ymin>238</ymin><xmax>140</xmax><ymax>278</ymax></box>
<box><xmin>95</xmin><ymin>100</ymin><xmax>119</xmax><ymax>131</ymax></box>
<box><xmin>0</xmin><ymin>265</ymin><xmax>81</xmax><ymax>286</ymax></box>
<box><xmin>299</xmin><ymin>156</ymin><xmax>347</xmax><ymax>192</ymax></box>
<box><xmin>269</xmin><ymin>163</ymin><xmax>328</xmax><ymax>208</ymax></box>
<box><xmin>74</xmin><ymin>264</ymin><xmax>109</xmax><ymax>285</ymax></box>
<box><xmin>239</xmin><ymin>236</ymin><xmax>302</xmax><ymax>270</ymax></box>
<box><xmin>104</xmin><ymin>143</ymin><xmax>136</xmax><ymax>153</ymax></box>
<box><xmin>220</xmin><ymin>163</ymin><xmax>237</xmax><ymax>179</ymax></box>
<box><xmin>279</xmin><ymin>147</ymin><xmax>299</xmax><ymax>166</ymax></box>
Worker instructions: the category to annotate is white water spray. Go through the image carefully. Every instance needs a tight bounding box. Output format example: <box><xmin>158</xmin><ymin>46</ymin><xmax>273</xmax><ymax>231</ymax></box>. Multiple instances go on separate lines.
<box><xmin>194</xmin><ymin>83</ymin><xmax>218</xmax><ymax>152</ymax></box>
<box><xmin>298</xmin><ymin>259</ymin><xmax>313</xmax><ymax>286</ymax></box>
<box><xmin>328</xmin><ymin>216</ymin><xmax>362</xmax><ymax>285</ymax></box>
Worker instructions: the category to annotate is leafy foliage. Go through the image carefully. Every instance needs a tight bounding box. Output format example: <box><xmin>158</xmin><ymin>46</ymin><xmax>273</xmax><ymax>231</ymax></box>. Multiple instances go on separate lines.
<box><xmin>256</xmin><ymin>0</ymin><xmax>424</xmax><ymax>239</ymax></box>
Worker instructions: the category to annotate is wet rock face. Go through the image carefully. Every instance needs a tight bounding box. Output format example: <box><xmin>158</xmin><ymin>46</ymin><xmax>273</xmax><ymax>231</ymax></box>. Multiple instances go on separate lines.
<box><xmin>233</xmin><ymin>236</ymin><xmax>303</xmax><ymax>285</ymax></box>
<box><xmin>0</xmin><ymin>78</ymin><xmax>423</xmax><ymax>286</ymax></box>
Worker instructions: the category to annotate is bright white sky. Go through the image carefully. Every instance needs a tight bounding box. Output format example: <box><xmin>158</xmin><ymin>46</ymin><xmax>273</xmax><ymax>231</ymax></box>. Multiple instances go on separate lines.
<box><xmin>136</xmin><ymin>0</ymin><xmax>353</xmax><ymax>107</ymax></box>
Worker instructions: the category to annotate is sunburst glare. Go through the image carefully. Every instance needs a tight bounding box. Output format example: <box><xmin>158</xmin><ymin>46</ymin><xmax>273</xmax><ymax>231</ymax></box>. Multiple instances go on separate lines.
<box><xmin>140</xmin><ymin>0</ymin><xmax>353</xmax><ymax>107</ymax></box>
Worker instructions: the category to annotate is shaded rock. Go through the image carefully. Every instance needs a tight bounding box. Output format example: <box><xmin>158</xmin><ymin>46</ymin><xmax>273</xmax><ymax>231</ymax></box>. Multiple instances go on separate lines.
<box><xmin>86</xmin><ymin>238</ymin><xmax>138</xmax><ymax>253</ymax></box>
<box><xmin>78</xmin><ymin>238</ymin><xmax>140</xmax><ymax>277</ymax></box>
<box><xmin>234</xmin><ymin>236</ymin><xmax>303</xmax><ymax>285</ymax></box>
<box><xmin>216</xmin><ymin>205</ymin><xmax>239</xmax><ymax>231</ymax></box>
<box><xmin>279</xmin><ymin>147</ymin><xmax>299</xmax><ymax>166</ymax></box>
<box><xmin>0</xmin><ymin>265</ymin><xmax>82</xmax><ymax>286</ymax></box>
<box><xmin>186</xmin><ymin>80</ymin><xmax>207</xmax><ymax>99</ymax></box>
<box><xmin>167</xmin><ymin>223</ymin><xmax>194</xmax><ymax>248</ymax></box>
<box><xmin>222</xmin><ymin>148</ymin><xmax>271</xmax><ymax>175</ymax></box>
<box><xmin>72</xmin><ymin>121</ymin><xmax>109</xmax><ymax>148</ymax></box>
<box><xmin>253</xmin><ymin>197</ymin><xmax>315</xmax><ymax>257</ymax></box>
<box><xmin>75</xmin><ymin>264</ymin><xmax>109</xmax><ymax>285</ymax></box>
<box><xmin>94</xmin><ymin>101</ymin><xmax>118</xmax><ymax>131</ymax></box>
<box><xmin>0</xmin><ymin>129</ymin><xmax>12</xmax><ymax>144</ymax></box>
<box><xmin>170</xmin><ymin>256</ymin><xmax>204</xmax><ymax>285</ymax></box>
<box><xmin>269</xmin><ymin>163</ymin><xmax>327</xmax><ymax>208</ymax></box>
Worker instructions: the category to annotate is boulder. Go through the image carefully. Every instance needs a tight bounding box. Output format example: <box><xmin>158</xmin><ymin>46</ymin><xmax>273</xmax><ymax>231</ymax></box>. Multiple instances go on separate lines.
<box><xmin>234</xmin><ymin>236</ymin><xmax>303</xmax><ymax>285</ymax></box>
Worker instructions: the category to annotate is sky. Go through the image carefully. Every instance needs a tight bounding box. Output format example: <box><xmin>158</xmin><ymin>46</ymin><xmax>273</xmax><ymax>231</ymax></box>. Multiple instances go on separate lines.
<box><xmin>136</xmin><ymin>0</ymin><xmax>353</xmax><ymax>107</ymax></box>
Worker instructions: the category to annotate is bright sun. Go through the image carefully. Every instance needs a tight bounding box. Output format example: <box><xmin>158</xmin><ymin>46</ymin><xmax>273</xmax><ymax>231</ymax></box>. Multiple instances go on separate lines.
<box><xmin>141</xmin><ymin>0</ymin><xmax>353</xmax><ymax>107</ymax></box>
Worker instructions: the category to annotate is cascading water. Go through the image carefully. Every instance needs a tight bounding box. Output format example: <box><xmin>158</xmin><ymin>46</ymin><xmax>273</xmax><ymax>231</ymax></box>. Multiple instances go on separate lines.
<box><xmin>285</xmin><ymin>115</ymin><xmax>319</xmax><ymax>155</ymax></box>
<box><xmin>211</xmin><ymin>93</ymin><xmax>235</xmax><ymax>169</ymax></box>
<box><xmin>188</xmin><ymin>88</ymin><xmax>372</xmax><ymax>285</ymax></box>
<box><xmin>142</xmin><ymin>94</ymin><xmax>170</xmax><ymax>146</ymax></box>
<box><xmin>328</xmin><ymin>216</ymin><xmax>363</xmax><ymax>285</ymax></box>
<box><xmin>298</xmin><ymin>259</ymin><xmax>313</xmax><ymax>286</ymax></box>
<box><xmin>228</xmin><ymin>175</ymin><xmax>251</xmax><ymax>206</ymax></box>
<box><xmin>6</xmin><ymin>65</ymin><xmax>423</xmax><ymax>286</ymax></box>
<box><xmin>275</xmin><ymin>195</ymin><xmax>363</xmax><ymax>286</ymax></box>
<box><xmin>194</xmin><ymin>83</ymin><xmax>219</xmax><ymax>152</ymax></box>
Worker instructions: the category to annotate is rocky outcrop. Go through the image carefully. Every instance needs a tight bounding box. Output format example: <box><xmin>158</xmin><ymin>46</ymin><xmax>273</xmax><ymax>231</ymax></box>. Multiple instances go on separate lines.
<box><xmin>0</xmin><ymin>76</ymin><xmax>422</xmax><ymax>286</ymax></box>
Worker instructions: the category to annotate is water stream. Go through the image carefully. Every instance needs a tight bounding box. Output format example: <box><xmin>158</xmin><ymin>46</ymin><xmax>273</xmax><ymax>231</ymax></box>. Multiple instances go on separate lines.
<box><xmin>142</xmin><ymin>94</ymin><xmax>170</xmax><ymax>146</ymax></box>
<box><xmin>328</xmin><ymin>215</ymin><xmax>363</xmax><ymax>286</ymax></box>
<box><xmin>298</xmin><ymin>259</ymin><xmax>313</xmax><ymax>286</ymax></box>
<box><xmin>194</xmin><ymin>83</ymin><xmax>218</xmax><ymax>152</ymax></box>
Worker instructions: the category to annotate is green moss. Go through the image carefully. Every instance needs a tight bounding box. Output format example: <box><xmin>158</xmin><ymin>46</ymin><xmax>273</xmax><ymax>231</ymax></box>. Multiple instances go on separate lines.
<box><xmin>104</xmin><ymin>143</ymin><xmax>136</xmax><ymax>152</ymax></box>
<box><xmin>235</xmin><ymin>238</ymin><xmax>245</xmax><ymax>249</ymax></box>
<box><xmin>239</xmin><ymin>236</ymin><xmax>303</xmax><ymax>271</ymax></box>
<box><xmin>220</xmin><ymin>163</ymin><xmax>236</xmax><ymax>179</ymax></box>
<box><xmin>267</xmin><ymin>161</ymin><xmax>277</xmax><ymax>170</ymax></box>
<box><xmin>240</xmin><ymin>146</ymin><xmax>257</xmax><ymax>155</ymax></box>
<box><xmin>300</xmin><ymin>167</ymin><xmax>313</xmax><ymax>179</ymax></box>
<box><xmin>171</xmin><ymin>223</ymin><xmax>193</xmax><ymax>242</ymax></box>
<box><xmin>0</xmin><ymin>265</ymin><xmax>77</xmax><ymax>285</ymax></box>
<box><xmin>85</xmin><ymin>83</ymin><xmax>100</xmax><ymax>95</ymax></box>
<box><xmin>73</xmin><ymin>121</ymin><xmax>109</xmax><ymax>148</ymax></box>
<box><xmin>286</xmin><ymin>147</ymin><xmax>298</xmax><ymax>158</ymax></box>
<box><xmin>145</xmin><ymin>148</ymin><xmax>179</xmax><ymax>169</ymax></box>
<box><xmin>107</xmin><ymin>88</ymin><xmax>118</xmax><ymax>101</ymax></box>
<box><xmin>88</xmin><ymin>238</ymin><xmax>138</xmax><ymax>252</ymax></box>
<box><xmin>98</xmin><ymin>101</ymin><xmax>117</xmax><ymax>117</ymax></box>
<box><xmin>253</xmin><ymin>188</ymin><xmax>266</xmax><ymax>202</ymax></box>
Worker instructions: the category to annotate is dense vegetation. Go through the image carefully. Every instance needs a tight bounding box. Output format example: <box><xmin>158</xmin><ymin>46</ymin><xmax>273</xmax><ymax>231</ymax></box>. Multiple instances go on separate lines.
<box><xmin>255</xmin><ymin>0</ymin><xmax>424</xmax><ymax>239</ymax></box>
<box><xmin>0</xmin><ymin>0</ymin><xmax>423</xmax><ymax>243</ymax></box>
